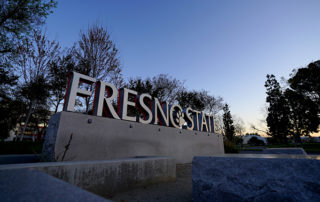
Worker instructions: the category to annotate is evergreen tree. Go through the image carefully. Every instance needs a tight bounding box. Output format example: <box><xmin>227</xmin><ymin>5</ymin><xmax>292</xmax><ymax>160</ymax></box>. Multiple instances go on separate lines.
<box><xmin>264</xmin><ymin>74</ymin><xmax>290</xmax><ymax>143</ymax></box>
<box><xmin>223</xmin><ymin>104</ymin><xmax>235</xmax><ymax>142</ymax></box>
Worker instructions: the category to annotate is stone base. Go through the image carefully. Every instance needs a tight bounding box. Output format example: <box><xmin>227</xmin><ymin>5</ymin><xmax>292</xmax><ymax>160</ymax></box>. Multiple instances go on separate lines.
<box><xmin>0</xmin><ymin>156</ymin><xmax>175</xmax><ymax>197</ymax></box>
<box><xmin>192</xmin><ymin>155</ymin><xmax>320</xmax><ymax>202</ymax></box>
<box><xmin>42</xmin><ymin>111</ymin><xmax>224</xmax><ymax>163</ymax></box>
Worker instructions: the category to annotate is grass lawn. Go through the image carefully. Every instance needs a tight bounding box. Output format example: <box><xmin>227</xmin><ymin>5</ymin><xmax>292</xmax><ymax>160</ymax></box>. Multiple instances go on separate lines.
<box><xmin>0</xmin><ymin>141</ymin><xmax>43</xmax><ymax>154</ymax></box>
<box><xmin>241</xmin><ymin>148</ymin><xmax>264</xmax><ymax>152</ymax></box>
<box><xmin>302</xmin><ymin>143</ymin><xmax>320</xmax><ymax>154</ymax></box>
<box><xmin>267</xmin><ymin>144</ymin><xmax>296</xmax><ymax>148</ymax></box>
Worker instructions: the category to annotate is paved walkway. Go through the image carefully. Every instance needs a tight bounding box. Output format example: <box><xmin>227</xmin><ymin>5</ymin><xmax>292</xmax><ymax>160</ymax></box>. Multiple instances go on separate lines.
<box><xmin>106</xmin><ymin>164</ymin><xmax>192</xmax><ymax>202</ymax></box>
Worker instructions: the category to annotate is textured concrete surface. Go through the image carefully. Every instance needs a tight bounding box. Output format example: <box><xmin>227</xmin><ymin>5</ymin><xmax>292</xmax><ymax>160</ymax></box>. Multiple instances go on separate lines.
<box><xmin>0</xmin><ymin>154</ymin><xmax>40</xmax><ymax>164</ymax></box>
<box><xmin>0</xmin><ymin>169</ymin><xmax>109</xmax><ymax>202</ymax></box>
<box><xmin>42</xmin><ymin>111</ymin><xmax>224</xmax><ymax>163</ymax></box>
<box><xmin>42</xmin><ymin>112</ymin><xmax>61</xmax><ymax>161</ymax></box>
<box><xmin>192</xmin><ymin>155</ymin><xmax>320</xmax><ymax>202</ymax></box>
<box><xmin>109</xmin><ymin>164</ymin><xmax>192</xmax><ymax>202</ymax></box>
<box><xmin>0</xmin><ymin>156</ymin><xmax>176</xmax><ymax>197</ymax></box>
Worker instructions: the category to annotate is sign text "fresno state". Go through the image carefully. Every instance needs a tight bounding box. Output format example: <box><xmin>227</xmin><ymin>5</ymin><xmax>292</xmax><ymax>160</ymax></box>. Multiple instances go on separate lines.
<box><xmin>63</xmin><ymin>72</ymin><xmax>215</xmax><ymax>133</ymax></box>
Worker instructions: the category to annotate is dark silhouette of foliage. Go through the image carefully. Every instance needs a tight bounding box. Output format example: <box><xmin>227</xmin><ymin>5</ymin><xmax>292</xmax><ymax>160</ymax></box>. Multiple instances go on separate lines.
<box><xmin>48</xmin><ymin>53</ymin><xmax>76</xmax><ymax>113</ymax></box>
<box><xmin>247</xmin><ymin>136</ymin><xmax>265</xmax><ymax>146</ymax></box>
<box><xmin>0</xmin><ymin>0</ymin><xmax>56</xmax><ymax>138</ymax></box>
<box><xmin>177</xmin><ymin>90</ymin><xmax>206</xmax><ymax>111</ymax></box>
<box><xmin>265</xmin><ymin>62</ymin><xmax>320</xmax><ymax>145</ymax></box>
<box><xmin>288</xmin><ymin>60</ymin><xmax>320</xmax><ymax>111</ymax></box>
<box><xmin>284</xmin><ymin>89</ymin><xmax>319</xmax><ymax>144</ymax></box>
<box><xmin>0</xmin><ymin>98</ymin><xmax>26</xmax><ymax>138</ymax></box>
<box><xmin>73</xmin><ymin>24</ymin><xmax>123</xmax><ymax>112</ymax></box>
<box><xmin>224</xmin><ymin>139</ymin><xmax>239</xmax><ymax>153</ymax></box>
<box><xmin>265</xmin><ymin>74</ymin><xmax>290</xmax><ymax>143</ymax></box>
<box><xmin>245</xmin><ymin>132</ymin><xmax>261</xmax><ymax>136</ymax></box>
<box><xmin>0</xmin><ymin>0</ymin><xmax>57</xmax><ymax>54</ymax></box>
<box><xmin>15</xmin><ymin>30</ymin><xmax>59</xmax><ymax>140</ymax></box>
<box><xmin>223</xmin><ymin>104</ymin><xmax>235</xmax><ymax>142</ymax></box>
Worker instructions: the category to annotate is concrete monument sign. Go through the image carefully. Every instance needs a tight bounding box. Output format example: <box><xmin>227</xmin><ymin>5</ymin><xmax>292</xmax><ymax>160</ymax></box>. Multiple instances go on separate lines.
<box><xmin>43</xmin><ymin>72</ymin><xmax>224</xmax><ymax>163</ymax></box>
<box><xmin>63</xmin><ymin>72</ymin><xmax>215</xmax><ymax>133</ymax></box>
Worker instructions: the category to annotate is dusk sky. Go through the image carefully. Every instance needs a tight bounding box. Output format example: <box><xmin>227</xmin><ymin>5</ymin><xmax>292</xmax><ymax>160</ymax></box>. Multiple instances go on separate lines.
<box><xmin>45</xmin><ymin>0</ymin><xmax>320</xmax><ymax>134</ymax></box>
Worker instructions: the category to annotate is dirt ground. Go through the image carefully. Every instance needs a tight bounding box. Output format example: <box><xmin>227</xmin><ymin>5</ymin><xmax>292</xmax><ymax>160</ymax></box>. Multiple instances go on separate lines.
<box><xmin>106</xmin><ymin>164</ymin><xmax>192</xmax><ymax>202</ymax></box>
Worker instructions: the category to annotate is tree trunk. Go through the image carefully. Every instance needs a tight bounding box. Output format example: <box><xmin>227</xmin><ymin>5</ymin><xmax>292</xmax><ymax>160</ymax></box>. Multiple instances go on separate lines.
<box><xmin>20</xmin><ymin>101</ymin><xmax>34</xmax><ymax>141</ymax></box>
<box><xmin>54</xmin><ymin>99</ymin><xmax>61</xmax><ymax>113</ymax></box>
<box><xmin>293</xmin><ymin>130</ymin><xmax>302</xmax><ymax>146</ymax></box>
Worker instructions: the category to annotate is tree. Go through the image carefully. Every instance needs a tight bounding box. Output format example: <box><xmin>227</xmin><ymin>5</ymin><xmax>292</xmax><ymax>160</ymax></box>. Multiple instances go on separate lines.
<box><xmin>127</xmin><ymin>74</ymin><xmax>185</xmax><ymax>103</ymax></box>
<box><xmin>245</xmin><ymin>132</ymin><xmax>261</xmax><ymax>136</ymax></box>
<box><xmin>73</xmin><ymin>24</ymin><xmax>123</xmax><ymax>112</ymax></box>
<box><xmin>0</xmin><ymin>0</ymin><xmax>57</xmax><ymax>54</ymax></box>
<box><xmin>223</xmin><ymin>104</ymin><xmax>235</xmax><ymax>142</ymax></box>
<box><xmin>214</xmin><ymin>114</ymin><xmax>224</xmax><ymax>135</ymax></box>
<box><xmin>289</xmin><ymin>60</ymin><xmax>320</xmax><ymax>111</ymax></box>
<box><xmin>151</xmin><ymin>74</ymin><xmax>184</xmax><ymax>104</ymax></box>
<box><xmin>177</xmin><ymin>90</ymin><xmax>206</xmax><ymax>111</ymax></box>
<box><xmin>48</xmin><ymin>53</ymin><xmax>75</xmax><ymax>113</ymax></box>
<box><xmin>286</xmin><ymin>61</ymin><xmax>320</xmax><ymax>143</ymax></box>
<box><xmin>127</xmin><ymin>77</ymin><xmax>152</xmax><ymax>93</ymax></box>
<box><xmin>205</xmin><ymin>94</ymin><xmax>224</xmax><ymax>116</ymax></box>
<box><xmin>177</xmin><ymin>89</ymin><xmax>224</xmax><ymax>115</ymax></box>
<box><xmin>15</xmin><ymin>30</ymin><xmax>60</xmax><ymax>140</ymax></box>
<box><xmin>0</xmin><ymin>0</ymin><xmax>56</xmax><ymax>137</ymax></box>
<box><xmin>264</xmin><ymin>74</ymin><xmax>290</xmax><ymax>143</ymax></box>
<box><xmin>247</xmin><ymin>136</ymin><xmax>265</xmax><ymax>146</ymax></box>
<box><xmin>0</xmin><ymin>96</ymin><xmax>26</xmax><ymax>139</ymax></box>
<box><xmin>284</xmin><ymin>89</ymin><xmax>319</xmax><ymax>144</ymax></box>
<box><xmin>233</xmin><ymin>116</ymin><xmax>245</xmax><ymax>136</ymax></box>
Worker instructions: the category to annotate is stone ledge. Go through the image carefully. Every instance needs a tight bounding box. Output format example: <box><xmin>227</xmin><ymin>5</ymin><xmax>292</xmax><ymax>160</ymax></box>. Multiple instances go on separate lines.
<box><xmin>192</xmin><ymin>155</ymin><xmax>320</xmax><ymax>202</ymax></box>
<box><xmin>0</xmin><ymin>156</ymin><xmax>176</xmax><ymax>197</ymax></box>
<box><xmin>0</xmin><ymin>169</ymin><xmax>109</xmax><ymax>202</ymax></box>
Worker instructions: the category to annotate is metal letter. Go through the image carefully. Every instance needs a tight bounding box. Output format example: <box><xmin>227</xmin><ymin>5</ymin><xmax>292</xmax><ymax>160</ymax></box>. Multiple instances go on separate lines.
<box><xmin>183</xmin><ymin>107</ymin><xmax>194</xmax><ymax>131</ymax></box>
<box><xmin>192</xmin><ymin>110</ymin><xmax>201</xmax><ymax>131</ymax></box>
<box><xmin>209</xmin><ymin>116</ymin><xmax>215</xmax><ymax>133</ymax></box>
<box><xmin>118</xmin><ymin>88</ymin><xmax>137</xmax><ymax>122</ymax></box>
<box><xmin>136</xmin><ymin>93</ymin><xmax>153</xmax><ymax>124</ymax></box>
<box><xmin>63</xmin><ymin>72</ymin><xmax>96</xmax><ymax>112</ymax></box>
<box><xmin>169</xmin><ymin>104</ymin><xmax>184</xmax><ymax>129</ymax></box>
<box><xmin>152</xmin><ymin>98</ymin><xmax>169</xmax><ymax>126</ymax></box>
<box><xmin>200</xmin><ymin>112</ymin><xmax>209</xmax><ymax>132</ymax></box>
<box><xmin>93</xmin><ymin>80</ymin><xmax>120</xmax><ymax>119</ymax></box>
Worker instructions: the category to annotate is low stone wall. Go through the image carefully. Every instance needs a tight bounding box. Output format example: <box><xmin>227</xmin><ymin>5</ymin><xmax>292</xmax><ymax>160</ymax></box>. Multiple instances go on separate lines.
<box><xmin>42</xmin><ymin>111</ymin><xmax>224</xmax><ymax>164</ymax></box>
<box><xmin>192</xmin><ymin>155</ymin><xmax>320</xmax><ymax>201</ymax></box>
<box><xmin>0</xmin><ymin>156</ymin><xmax>176</xmax><ymax>197</ymax></box>
<box><xmin>0</xmin><ymin>169</ymin><xmax>109</xmax><ymax>202</ymax></box>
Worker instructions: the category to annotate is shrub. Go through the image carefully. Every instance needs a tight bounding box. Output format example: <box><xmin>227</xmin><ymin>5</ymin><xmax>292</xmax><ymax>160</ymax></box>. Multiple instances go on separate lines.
<box><xmin>247</xmin><ymin>137</ymin><xmax>265</xmax><ymax>146</ymax></box>
<box><xmin>0</xmin><ymin>141</ymin><xmax>43</xmax><ymax>154</ymax></box>
<box><xmin>224</xmin><ymin>140</ymin><xmax>239</xmax><ymax>153</ymax></box>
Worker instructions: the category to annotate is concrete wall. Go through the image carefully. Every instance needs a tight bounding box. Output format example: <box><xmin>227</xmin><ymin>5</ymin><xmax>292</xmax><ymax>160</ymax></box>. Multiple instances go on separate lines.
<box><xmin>43</xmin><ymin>111</ymin><xmax>224</xmax><ymax>163</ymax></box>
<box><xmin>0</xmin><ymin>156</ymin><xmax>175</xmax><ymax>197</ymax></box>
